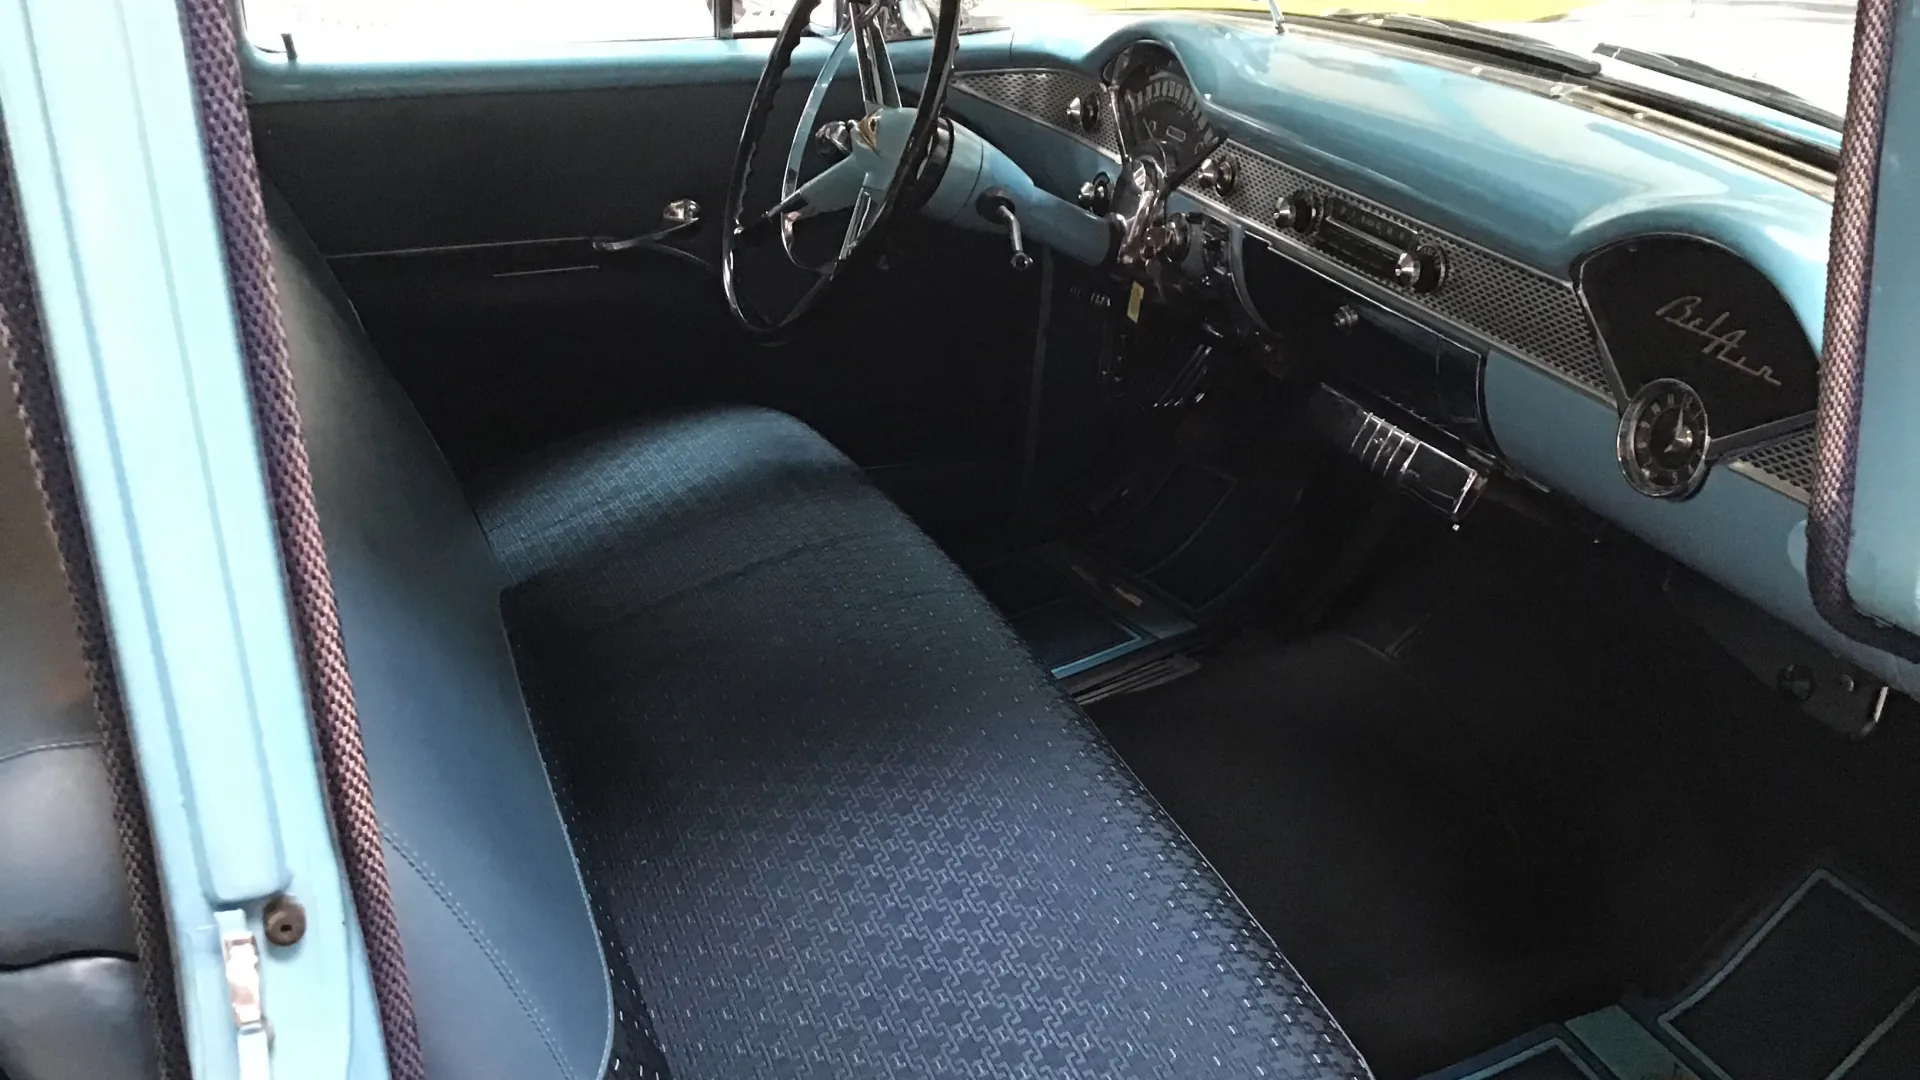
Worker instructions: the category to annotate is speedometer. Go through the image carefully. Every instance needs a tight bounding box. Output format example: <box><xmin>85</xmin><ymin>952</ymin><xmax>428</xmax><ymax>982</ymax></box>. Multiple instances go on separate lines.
<box><xmin>1109</xmin><ymin>44</ymin><xmax>1223</xmax><ymax>188</ymax></box>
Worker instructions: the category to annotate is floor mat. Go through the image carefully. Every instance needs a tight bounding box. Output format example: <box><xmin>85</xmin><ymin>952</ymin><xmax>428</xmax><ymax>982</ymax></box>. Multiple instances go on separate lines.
<box><xmin>1653</xmin><ymin>867</ymin><xmax>1920</xmax><ymax>1080</ymax></box>
<box><xmin>1422</xmin><ymin>1029</ymin><xmax>1609</xmax><ymax>1080</ymax></box>
<box><xmin>1421</xmin><ymin>869</ymin><xmax>1920</xmax><ymax>1080</ymax></box>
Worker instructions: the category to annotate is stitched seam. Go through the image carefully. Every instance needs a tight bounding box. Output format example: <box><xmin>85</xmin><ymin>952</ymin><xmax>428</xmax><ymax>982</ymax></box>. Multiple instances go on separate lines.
<box><xmin>513</xmin><ymin>529</ymin><xmax>873</xmax><ymax>635</ymax></box>
<box><xmin>382</xmin><ymin>829</ymin><xmax>580</xmax><ymax>1080</ymax></box>
<box><xmin>0</xmin><ymin>737</ymin><xmax>98</xmax><ymax>768</ymax></box>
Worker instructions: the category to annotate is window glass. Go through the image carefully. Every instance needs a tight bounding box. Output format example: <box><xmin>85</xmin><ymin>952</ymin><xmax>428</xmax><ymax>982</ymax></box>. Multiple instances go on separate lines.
<box><xmin>981</xmin><ymin>0</ymin><xmax>1851</xmax><ymax>124</ymax></box>
<box><xmin>243</xmin><ymin>0</ymin><xmax>807</xmax><ymax>52</ymax></box>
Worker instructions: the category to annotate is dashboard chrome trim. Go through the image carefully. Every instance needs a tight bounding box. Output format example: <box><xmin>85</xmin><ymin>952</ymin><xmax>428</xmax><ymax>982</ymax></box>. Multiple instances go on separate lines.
<box><xmin>952</xmin><ymin>69</ymin><xmax>1122</xmax><ymax>159</ymax></box>
<box><xmin>1726</xmin><ymin>427</ymin><xmax>1816</xmax><ymax>503</ymax></box>
<box><xmin>954</xmin><ymin>65</ymin><xmax>1818</xmax><ymax>505</ymax></box>
<box><xmin>1312</xmin><ymin>385</ymin><xmax>1486</xmax><ymax>519</ymax></box>
<box><xmin>1184</xmin><ymin>139</ymin><xmax>1617</xmax><ymax>403</ymax></box>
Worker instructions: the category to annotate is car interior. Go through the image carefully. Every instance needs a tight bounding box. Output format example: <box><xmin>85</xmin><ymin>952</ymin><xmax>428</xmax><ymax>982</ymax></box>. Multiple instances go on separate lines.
<box><xmin>3</xmin><ymin>0</ymin><xmax>1919</xmax><ymax>1079</ymax></box>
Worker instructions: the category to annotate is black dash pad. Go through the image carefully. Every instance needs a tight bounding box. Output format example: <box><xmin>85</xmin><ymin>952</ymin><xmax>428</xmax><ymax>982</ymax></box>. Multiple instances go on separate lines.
<box><xmin>1670</xmin><ymin>874</ymin><xmax>1920</xmax><ymax>1080</ymax></box>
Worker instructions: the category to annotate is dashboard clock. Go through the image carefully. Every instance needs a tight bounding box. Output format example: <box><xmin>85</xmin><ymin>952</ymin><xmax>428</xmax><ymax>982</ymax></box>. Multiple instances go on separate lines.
<box><xmin>1618</xmin><ymin>378</ymin><xmax>1710</xmax><ymax>499</ymax></box>
<box><xmin>1578</xmin><ymin>235</ymin><xmax>1820</xmax><ymax>501</ymax></box>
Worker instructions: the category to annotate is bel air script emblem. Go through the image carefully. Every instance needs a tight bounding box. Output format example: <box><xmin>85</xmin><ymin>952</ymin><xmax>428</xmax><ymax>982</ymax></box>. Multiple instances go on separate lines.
<box><xmin>1655</xmin><ymin>295</ymin><xmax>1782</xmax><ymax>387</ymax></box>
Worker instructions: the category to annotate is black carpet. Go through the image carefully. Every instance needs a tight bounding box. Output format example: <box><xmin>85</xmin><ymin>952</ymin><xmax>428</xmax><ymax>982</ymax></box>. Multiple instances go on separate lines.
<box><xmin>1093</xmin><ymin>630</ymin><xmax>1612</xmax><ymax>1077</ymax></box>
<box><xmin>1089</xmin><ymin>507</ymin><xmax>1920</xmax><ymax>1079</ymax></box>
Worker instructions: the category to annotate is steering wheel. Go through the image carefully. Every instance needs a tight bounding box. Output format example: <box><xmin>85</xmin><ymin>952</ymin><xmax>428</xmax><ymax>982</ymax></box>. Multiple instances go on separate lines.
<box><xmin>722</xmin><ymin>0</ymin><xmax>964</xmax><ymax>337</ymax></box>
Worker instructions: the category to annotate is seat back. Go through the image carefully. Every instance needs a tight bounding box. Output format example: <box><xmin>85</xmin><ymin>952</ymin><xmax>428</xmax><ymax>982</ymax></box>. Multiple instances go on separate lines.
<box><xmin>270</xmin><ymin>197</ymin><xmax>613</xmax><ymax>1080</ymax></box>
<box><xmin>0</xmin><ymin>403</ymin><xmax>153</xmax><ymax>1080</ymax></box>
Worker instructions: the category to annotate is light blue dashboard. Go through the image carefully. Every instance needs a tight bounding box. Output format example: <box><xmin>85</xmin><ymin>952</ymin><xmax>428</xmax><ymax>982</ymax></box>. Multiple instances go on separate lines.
<box><xmin>237</xmin><ymin>13</ymin><xmax>1915</xmax><ymax>698</ymax></box>
<box><xmin>940</xmin><ymin>13</ymin><xmax>1920</xmax><ymax>699</ymax></box>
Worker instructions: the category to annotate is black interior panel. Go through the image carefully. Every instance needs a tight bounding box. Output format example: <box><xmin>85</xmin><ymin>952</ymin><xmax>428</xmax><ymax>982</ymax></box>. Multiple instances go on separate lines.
<box><xmin>1241</xmin><ymin>239</ymin><xmax>1490</xmax><ymax>452</ymax></box>
<box><xmin>1578</xmin><ymin>236</ymin><xmax>1820</xmax><ymax>433</ymax></box>
<box><xmin>251</xmin><ymin>81</ymin><xmax>1045</xmax><ymax>515</ymax></box>
<box><xmin>253</xmin><ymin>84</ymin><xmax>788</xmax><ymax>256</ymax></box>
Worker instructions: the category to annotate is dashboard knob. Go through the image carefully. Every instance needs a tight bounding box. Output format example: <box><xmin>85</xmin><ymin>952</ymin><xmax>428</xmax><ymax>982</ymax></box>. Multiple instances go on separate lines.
<box><xmin>1332</xmin><ymin>305</ymin><xmax>1360</xmax><ymax>333</ymax></box>
<box><xmin>1196</xmin><ymin>155</ymin><xmax>1238</xmax><ymax>197</ymax></box>
<box><xmin>1274</xmin><ymin>191</ymin><xmax>1319</xmax><ymax>233</ymax></box>
<box><xmin>1078</xmin><ymin>172</ymin><xmax>1112</xmax><ymax>216</ymax></box>
<box><xmin>1392</xmin><ymin>252</ymin><xmax>1421</xmax><ymax>289</ymax></box>
<box><xmin>1412</xmin><ymin>244</ymin><xmax>1447</xmax><ymax>293</ymax></box>
<box><xmin>1066</xmin><ymin>95</ymin><xmax>1098</xmax><ymax>133</ymax></box>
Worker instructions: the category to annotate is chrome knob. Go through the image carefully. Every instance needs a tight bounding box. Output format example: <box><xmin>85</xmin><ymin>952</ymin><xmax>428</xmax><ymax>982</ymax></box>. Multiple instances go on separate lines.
<box><xmin>1274</xmin><ymin>191</ymin><xmax>1317</xmax><ymax>233</ymax></box>
<box><xmin>1066</xmin><ymin>95</ymin><xmax>1098</xmax><ymax>132</ymax></box>
<box><xmin>1077</xmin><ymin>172</ymin><xmax>1112</xmax><ymax>215</ymax></box>
<box><xmin>1145</xmin><ymin>215</ymin><xmax>1190</xmax><ymax>263</ymax></box>
<box><xmin>1332</xmin><ymin>304</ymin><xmax>1360</xmax><ymax>333</ymax></box>
<box><xmin>1196</xmin><ymin>155</ymin><xmax>1238</xmax><ymax>196</ymax></box>
<box><xmin>1392</xmin><ymin>252</ymin><xmax>1421</xmax><ymax>289</ymax></box>
<box><xmin>814</xmin><ymin>120</ymin><xmax>856</xmax><ymax>162</ymax></box>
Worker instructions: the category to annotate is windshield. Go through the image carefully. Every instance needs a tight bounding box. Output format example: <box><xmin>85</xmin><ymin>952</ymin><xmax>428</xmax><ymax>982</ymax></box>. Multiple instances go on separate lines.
<box><xmin>245</xmin><ymin>0</ymin><xmax>1852</xmax><ymax>130</ymax></box>
<box><xmin>979</xmin><ymin>0</ymin><xmax>1853</xmax><ymax>123</ymax></box>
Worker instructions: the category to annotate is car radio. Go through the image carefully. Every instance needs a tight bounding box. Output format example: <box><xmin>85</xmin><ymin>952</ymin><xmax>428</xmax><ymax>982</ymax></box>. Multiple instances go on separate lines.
<box><xmin>1273</xmin><ymin>191</ymin><xmax>1447</xmax><ymax>294</ymax></box>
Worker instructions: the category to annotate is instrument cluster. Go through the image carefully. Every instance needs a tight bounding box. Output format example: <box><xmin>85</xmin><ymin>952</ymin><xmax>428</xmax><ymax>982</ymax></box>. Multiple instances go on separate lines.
<box><xmin>1107</xmin><ymin>43</ymin><xmax>1224</xmax><ymax>192</ymax></box>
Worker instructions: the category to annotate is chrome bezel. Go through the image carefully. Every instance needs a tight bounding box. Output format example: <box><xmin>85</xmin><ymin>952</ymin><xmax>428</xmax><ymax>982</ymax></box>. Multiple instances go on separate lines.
<box><xmin>1617</xmin><ymin>378</ymin><xmax>1712</xmax><ymax>499</ymax></box>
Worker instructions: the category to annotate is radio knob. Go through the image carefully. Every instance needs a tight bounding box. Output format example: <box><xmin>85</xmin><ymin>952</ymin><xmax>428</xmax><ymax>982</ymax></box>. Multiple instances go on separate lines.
<box><xmin>1392</xmin><ymin>253</ymin><xmax>1421</xmax><ymax>289</ymax></box>
<box><xmin>1274</xmin><ymin>192</ymin><xmax>1319</xmax><ymax>233</ymax></box>
<box><xmin>1415</xmin><ymin>245</ymin><xmax>1446</xmax><ymax>292</ymax></box>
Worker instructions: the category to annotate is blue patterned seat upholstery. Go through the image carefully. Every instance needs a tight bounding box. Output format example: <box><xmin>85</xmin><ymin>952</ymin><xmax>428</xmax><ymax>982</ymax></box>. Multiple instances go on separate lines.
<box><xmin>274</xmin><ymin>190</ymin><xmax>1371</xmax><ymax>1080</ymax></box>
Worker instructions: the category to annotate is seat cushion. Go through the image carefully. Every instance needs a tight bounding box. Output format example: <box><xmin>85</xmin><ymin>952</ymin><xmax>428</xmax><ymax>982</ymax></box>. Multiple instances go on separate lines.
<box><xmin>473</xmin><ymin>406</ymin><xmax>1370</xmax><ymax>1080</ymax></box>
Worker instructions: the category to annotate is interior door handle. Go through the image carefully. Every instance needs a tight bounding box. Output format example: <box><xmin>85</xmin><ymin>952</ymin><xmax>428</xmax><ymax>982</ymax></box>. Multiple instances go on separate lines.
<box><xmin>594</xmin><ymin>199</ymin><xmax>702</xmax><ymax>252</ymax></box>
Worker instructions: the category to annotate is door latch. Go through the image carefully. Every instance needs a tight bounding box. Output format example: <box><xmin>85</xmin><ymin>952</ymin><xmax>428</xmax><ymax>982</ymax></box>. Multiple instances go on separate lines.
<box><xmin>594</xmin><ymin>199</ymin><xmax>702</xmax><ymax>252</ymax></box>
<box><xmin>219</xmin><ymin>908</ymin><xmax>272</xmax><ymax>1079</ymax></box>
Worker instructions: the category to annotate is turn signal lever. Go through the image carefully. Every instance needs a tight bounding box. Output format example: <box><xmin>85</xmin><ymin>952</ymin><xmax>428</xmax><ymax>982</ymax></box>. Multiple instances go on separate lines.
<box><xmin>976</xmin><ymin>189</ymin><xmax>1033</xmax><ymax>272</ymax></box>
<box><xmin>917</xmin><ymin>121</ymin><xmax>1114</xmax><ymax>268</ymax></box>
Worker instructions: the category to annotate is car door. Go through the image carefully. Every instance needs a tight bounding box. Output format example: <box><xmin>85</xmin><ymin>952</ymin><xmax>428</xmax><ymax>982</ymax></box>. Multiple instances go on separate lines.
<box><xmin>245</xmin><ymin>2</ymin><xmax>1043</xmax><ymax>534</ymax></box>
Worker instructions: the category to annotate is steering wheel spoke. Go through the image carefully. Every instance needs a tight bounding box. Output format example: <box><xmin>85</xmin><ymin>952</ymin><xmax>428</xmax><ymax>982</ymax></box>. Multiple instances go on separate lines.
<box><xmin>783</xmin><ymin>155</ymin><xmax>868</xmax><ymax>221</ymax></box>
<box><xmin>723</xmin><ymin>0</ymin><xmax>962</xmax><ymax>337</ymax></box>
<box><xmin>852</xmin><ymin>1</ymin><xmax>903</xmax><ymax>110</ymax></box>
<box><xmin>840</xmin><ymin>190</ymin><xmax>881</xmax><ymax>259</ymax></box>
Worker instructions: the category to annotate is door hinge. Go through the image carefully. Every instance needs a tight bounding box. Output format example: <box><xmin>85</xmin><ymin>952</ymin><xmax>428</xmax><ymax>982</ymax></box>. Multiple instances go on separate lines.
<box><xmin>218</xmin><ymin>908</ymin><xmax>272</xmax><ymax>1080</ymax></box>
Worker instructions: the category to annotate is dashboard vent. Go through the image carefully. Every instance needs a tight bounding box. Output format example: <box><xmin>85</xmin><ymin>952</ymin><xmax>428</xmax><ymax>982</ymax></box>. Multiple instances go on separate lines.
<box><xmin>952</xmin><ymin>70</ymin><xmax>1121</xmax><ymax>155</ymax></box>
<box><xmin>1729</xmin><ymin>428</ymin><xmax>1816</xmax><ymax>502</ymax></box>
<box><xmin>1189</xmin><ymin>142</ymin><xmax>1615</xmax><ymax>403</ymax></box>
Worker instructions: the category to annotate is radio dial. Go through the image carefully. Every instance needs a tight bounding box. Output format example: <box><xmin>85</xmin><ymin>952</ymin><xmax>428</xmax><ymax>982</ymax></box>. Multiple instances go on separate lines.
<box><xmin>1274</xmin><ymin>191</ymin><xmax>1320</xmax><ymax>233</ymax></box>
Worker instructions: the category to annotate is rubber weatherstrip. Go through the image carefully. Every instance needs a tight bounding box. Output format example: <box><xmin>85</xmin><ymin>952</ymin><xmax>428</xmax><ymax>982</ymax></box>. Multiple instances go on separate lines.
<box><xmin>0</xmin><ymin>119</ymin><xmax>193</xmax><ymax>1080</ymax></box>
<box><xmin>1808</xmin><ymin>0</ymin><xmax>1920</xmax><ymax>660</ymax></box>
<box><xmin>173</xmin><ymin>0</ymin><xmax>428</xmax><ymax>1074</ymax></box>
